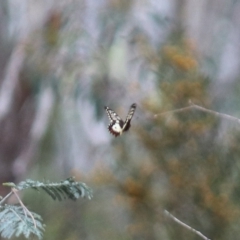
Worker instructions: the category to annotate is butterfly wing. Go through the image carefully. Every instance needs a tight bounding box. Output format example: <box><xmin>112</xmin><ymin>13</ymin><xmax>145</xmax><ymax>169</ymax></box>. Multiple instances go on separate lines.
<box><xmin>122</xmin><ymin>103</ymin><xmax>137</xmax><ymax>132</ymax></box>
<box><xmin>104</xmin><ymin>106</ymin><xmax>124</xmax><ymax>137</ymax></box>
<box><xmin>104</xmin><ymin>106</ymin><xmax>122</xmax><ymax>122</ymax></box>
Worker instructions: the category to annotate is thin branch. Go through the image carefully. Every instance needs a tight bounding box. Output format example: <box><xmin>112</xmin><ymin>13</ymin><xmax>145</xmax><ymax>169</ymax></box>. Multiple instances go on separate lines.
<box><xmin>9</xmin><ymin>207</ymin><xmax>25</xmax><ymax>223</ymax></box>
<box><xmin>191</xmin><ymin>104</ymin><xmax>240</xmax><ymax>124</ymax></box>
<box><xmin>0</xmin><ymin>192</ymin><xmax>13</xmax><ymax>205</ymax></box>
<box><xmin>154</xmin><ymin>103</ymin><xmax>240</xmax><ymax>125</ymax></box>
<box><xmin>12</xmin><ymin>188</ymin><xmax>37</xmax><ymax>228</ymax></box>
<box><xmin>164</xmin><ymin>210</ymin><xmax>211</xmax><ymax>240</ymax></box>
<box><xmin>154</xmin><ymin>105</ymin><xmax>193</xmax><ymax>118</ymax></box>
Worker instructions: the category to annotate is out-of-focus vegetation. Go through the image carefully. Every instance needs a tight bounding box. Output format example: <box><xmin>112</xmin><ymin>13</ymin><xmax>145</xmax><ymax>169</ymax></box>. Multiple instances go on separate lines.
<box><xmin>0</xmin><ymin>178</ymin><xmax>92</xmax><ymax>240</ymax></box>
<box><xmin>1</xmin><ymin>0</ymin><xmax>240</xmax><ymax>240</ymax></box>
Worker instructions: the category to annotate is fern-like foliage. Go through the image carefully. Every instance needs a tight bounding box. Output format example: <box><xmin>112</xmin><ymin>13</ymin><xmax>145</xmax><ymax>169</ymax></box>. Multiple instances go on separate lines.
<box><xmin>0</xmin><ymin>205</ymin><xmax>44</xmax><ymax>239</ymax></box>
<box><xmin>0</xmin><ymin>177</ymin><xmax>92</xmax><ymax>239</ymax></box>
<box><xmin>15</xmin><ymin>177</ymin><xmax>93</xmax><ymax>201</ymax></box>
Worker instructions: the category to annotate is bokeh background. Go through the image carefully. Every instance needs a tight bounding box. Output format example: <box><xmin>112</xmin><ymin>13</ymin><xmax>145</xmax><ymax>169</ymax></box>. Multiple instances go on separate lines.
<box><xmin>1</xmin><ymin>0</ymin><xmax>240</xmax><ymax>239</ymax></box>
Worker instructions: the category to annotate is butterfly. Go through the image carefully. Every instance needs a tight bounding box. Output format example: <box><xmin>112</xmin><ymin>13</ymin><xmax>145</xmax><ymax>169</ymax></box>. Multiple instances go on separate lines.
<box><xmin>104</xmin><ymin>103</ymin><xmax>137</xmax><ymax>137</ymax></box>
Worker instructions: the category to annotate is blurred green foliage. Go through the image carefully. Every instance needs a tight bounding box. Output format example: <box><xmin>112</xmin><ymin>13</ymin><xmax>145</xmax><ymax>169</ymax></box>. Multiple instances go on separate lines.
<box><xmin>88</xmin><ymin>36</ymin><xmax>240</xmax><ymax>239</ymax></box>
<box><xmin>4</xmin><ymin>1</ymin><xmax>240</xmax><ymax>240</ymax></box>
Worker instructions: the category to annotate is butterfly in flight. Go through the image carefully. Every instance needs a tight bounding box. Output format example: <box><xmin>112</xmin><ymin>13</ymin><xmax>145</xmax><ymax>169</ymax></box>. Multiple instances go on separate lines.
<box><xmin>104</xmin><ymin>103</ymin><xmax>137</xmax><ymax>137</ymax></box>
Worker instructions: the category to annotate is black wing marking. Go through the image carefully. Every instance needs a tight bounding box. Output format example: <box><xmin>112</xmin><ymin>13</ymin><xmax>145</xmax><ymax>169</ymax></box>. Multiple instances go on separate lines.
<box><xmin>122</xmin><ymin>103</ymin><xmax>137</xmax><ymax>132</ymax></box>
<box><xmin>104</xmin><ymin>106</ymin><xmax>124</xmax><ymax>137</ymax></box>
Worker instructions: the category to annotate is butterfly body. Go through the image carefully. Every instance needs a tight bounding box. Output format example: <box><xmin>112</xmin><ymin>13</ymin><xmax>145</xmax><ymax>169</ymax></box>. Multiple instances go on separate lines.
<box><xmin>104</xmin><ymin>103</ymin><xmax>137</xmax><ymax>137</ymax></box>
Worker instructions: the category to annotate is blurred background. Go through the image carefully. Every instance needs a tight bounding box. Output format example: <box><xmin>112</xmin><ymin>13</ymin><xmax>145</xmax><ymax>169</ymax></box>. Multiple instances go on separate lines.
<box><xmin>1</xmin><ymin>0</ymin><xmax>240</xmax><ymax>239</ymax></box>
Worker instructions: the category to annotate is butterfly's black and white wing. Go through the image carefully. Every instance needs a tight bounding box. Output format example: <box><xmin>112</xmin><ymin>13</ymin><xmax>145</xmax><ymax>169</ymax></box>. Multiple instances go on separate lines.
<box><xmin>104</xmin><ymin>106</ymin><xmax>124</xmax><ymax>137</ymax></box>
<box><xmin>104</xmin><ymin>103</ymin><xmax>137</xmax><ymax>137</ymax></box>
<box><xmin>122</xmin><ymin>103</ymin><xmax>137</xmax><ymax>132</ymax></box>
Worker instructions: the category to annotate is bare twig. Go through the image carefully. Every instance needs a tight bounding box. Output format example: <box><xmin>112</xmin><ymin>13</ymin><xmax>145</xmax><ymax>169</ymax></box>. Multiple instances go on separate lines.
<box><xmin>154</xmin><ymin>105</ymin><xmax>193</xmax><ymax>118</ymax></box>
<box><xmin>0</xmin><ymin>191</ymin><xmax>13</xmax><ymax>205</ymax></box>
<box><xmin>9</xmin><ymin>207</ymin><xmax>25</xmax><ymax>222</ymax></box>
<box><xmin>164</xmin><ymin>210</ymin><xmax>210</xmax><ymax>240</ymax></box>
<box><xmin>12</xmin><ymin>188</ymin><xmax>37</xmax><ymax>228</ymax></box>
<box><xmin>190</xmin><ymin>104</ymin><xmax>240</xmax><ymax>124</ymax></box>
<box><xmin>154</xmin><ymin>103</ymin><xmax>240</xmax><ymax>124</ymax></box>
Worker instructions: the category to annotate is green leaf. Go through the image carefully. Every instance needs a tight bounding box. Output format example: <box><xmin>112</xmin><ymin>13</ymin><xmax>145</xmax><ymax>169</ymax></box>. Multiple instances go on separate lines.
<box><xmin>0</xmin><ymin>205</ymin><xmax>45</xmax><ymax>239</ymax></box>
<box><xmin>16</xmin><ymin>177</ymin><xmax>93</xmax><ymax>201</ymax></box>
